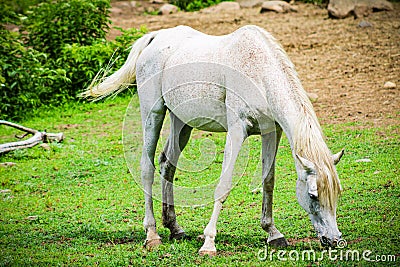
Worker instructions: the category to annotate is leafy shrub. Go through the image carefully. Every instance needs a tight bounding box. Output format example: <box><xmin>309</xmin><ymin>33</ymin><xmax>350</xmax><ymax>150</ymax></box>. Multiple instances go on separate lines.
<box><xmin>57</xmin><ymin>26</ymin><xmax>147</xmax><ymax>98</ymax></box>
<box><xmin>0</xmin><ymin>28</ymin><xmax>69</xmax><ymax>120</ymax></box>
<box><xmin>0</xmin><ymin>0</ymin><xmax>45</xmax><ymax>14</ymax></box>
<box><xmin>0</xmin><ymin>2</ymin><xmax>20</xmax><ymax>24</ymax></box>
<box><xmin>57</xmin><ymin>42</ymin><xmax>115</xmax><ymax>95</ymax></box>
<box><xmin>170</xmin><ymin>0</ymin><xmax>230</xmax><ymax>11</ymax></box>
<box><xmin>114</xmin><ymin>26</ymin><xmax>148</xmax><ymax>49</ymax></box>
<box><xmin>0</xmin><ymin>0</ymin><xmax>148</xmax><ymax>121</ymax></box>
<box><xmin>0</xmin><ymin>0</ymin><xmax>110</xmax><ymax>120</ymax></box>
<box><xmin>21</xmin><ymin>0</ymin><xmax>111</xmax><ymax>57</ymax></box>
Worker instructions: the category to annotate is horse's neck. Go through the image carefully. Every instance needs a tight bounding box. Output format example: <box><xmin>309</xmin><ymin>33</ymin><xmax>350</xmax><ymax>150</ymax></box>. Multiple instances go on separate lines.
<box><xmin>269</xmin><ymin>88</ymin><xmax>325</xmax><ymax>157</ymax></box>
<box><xmin>255</xmin><ymin>26</ymin><xmax>324</xmax><ymax>152</ymax></box>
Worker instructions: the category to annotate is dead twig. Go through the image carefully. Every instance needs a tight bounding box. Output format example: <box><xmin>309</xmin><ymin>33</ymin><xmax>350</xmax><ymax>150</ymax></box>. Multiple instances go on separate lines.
<box><xmin>0</xmin><ymin>120</ymin><xmax>64</xmax><ymax>154</ymax></box>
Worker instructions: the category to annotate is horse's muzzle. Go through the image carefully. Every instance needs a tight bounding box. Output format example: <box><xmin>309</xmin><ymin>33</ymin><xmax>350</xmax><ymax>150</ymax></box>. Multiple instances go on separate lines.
<box><xmin>320</xmin><ymin>235</ymin><xmax>342</xmax><ymax>247</ymax></box>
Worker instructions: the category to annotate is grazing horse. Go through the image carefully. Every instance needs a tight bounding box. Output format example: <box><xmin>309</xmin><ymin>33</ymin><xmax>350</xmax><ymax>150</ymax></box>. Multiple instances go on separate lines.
<box><xmin>82</xmin><ymin>25</ymin><xmax>344</xmax><ymax>256</ymax></box>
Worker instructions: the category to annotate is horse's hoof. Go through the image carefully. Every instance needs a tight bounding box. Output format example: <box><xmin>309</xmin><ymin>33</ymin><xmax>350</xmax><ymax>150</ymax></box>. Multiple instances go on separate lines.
<box><xmin>268</xmin><ymin>237</ymin><xmax>289</xmax><ymax>247</ymax></box>
<box><xmin>170</xmin><ymin>230</ymin><xmax>186</xmax><ymax>240</ymax></box>
<box><xmin>197</xmin><ymin>234</ymin><xmax>205</xmax><ymax>241</ymax></box>
<box><xmin>199</xmin><ymin>249</ymin><xmax>217</xmax><ymax>257</ymax></box>
<box><xmin>144</xmin><ymin>238</ymin><xmax>162</xmax><ymax>248</ymax></box>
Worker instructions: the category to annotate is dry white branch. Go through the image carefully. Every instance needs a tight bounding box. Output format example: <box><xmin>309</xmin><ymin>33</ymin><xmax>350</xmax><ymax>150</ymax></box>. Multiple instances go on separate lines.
<box><xmin>0</xmin><ymin>120</ymin><xmax>64</xmax><ymax>154</ymax></box>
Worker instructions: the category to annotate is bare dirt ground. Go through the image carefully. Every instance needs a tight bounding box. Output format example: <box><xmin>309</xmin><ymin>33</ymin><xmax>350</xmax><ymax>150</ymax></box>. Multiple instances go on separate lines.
<box><xmin>109</xmin><ymin>1</ymin><xmax>399</xmax><ymax>127</ymax></box>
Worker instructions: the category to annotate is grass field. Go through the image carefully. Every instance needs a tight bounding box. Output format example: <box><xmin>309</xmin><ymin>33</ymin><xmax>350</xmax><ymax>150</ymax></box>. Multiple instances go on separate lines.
<box><xmin>0</xmin><ymin>95</ymin><xmax>399</xmax><ymax>266</ymax></box>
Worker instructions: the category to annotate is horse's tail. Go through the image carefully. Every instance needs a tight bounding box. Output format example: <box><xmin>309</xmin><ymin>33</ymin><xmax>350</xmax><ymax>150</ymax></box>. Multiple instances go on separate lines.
<box><xmin>80</xmin><ymin>31</ymin><xmax>159</xmax><ymax>100</ymax></box>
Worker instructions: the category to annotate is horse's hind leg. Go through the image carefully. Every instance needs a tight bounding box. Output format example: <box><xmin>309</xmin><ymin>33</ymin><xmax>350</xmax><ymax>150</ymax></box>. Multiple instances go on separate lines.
<box><xmin>140</xmin><ymin>97</ymin><xmax>166</xmax><ymax>248</ymax></box>
<box><xmin>260</xmin><ymin>126</ymin><xmax>288</xmax><ymax>247</ymax></box>
<box><xmin>159</xmin><ymin>113</ymin><xmax>192</xmax><ymax>240</ymax></box>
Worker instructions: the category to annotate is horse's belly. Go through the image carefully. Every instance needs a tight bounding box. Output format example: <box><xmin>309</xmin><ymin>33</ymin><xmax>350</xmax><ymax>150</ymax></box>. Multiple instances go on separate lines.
<box><xmin>163</xmin><ymin>83</ymin><xmax>228</xmax><ymax>132</ymax></box>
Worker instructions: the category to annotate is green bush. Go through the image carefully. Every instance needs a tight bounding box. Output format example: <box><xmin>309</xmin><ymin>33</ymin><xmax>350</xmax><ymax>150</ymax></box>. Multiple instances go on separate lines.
<box><xmin>21</xmin><ymin>0</ymin><xmax>111</xmax><ymax>57</ymax></box>
<box><xmin>57</xmin><ymin>27</ymin><xmax>147</xmax><ymax>99</ymax></box>
<box><xmin>0</xmin><ymin>0</ymin><xmax>45</xmax><ymax>14</ymax></box>
<box><xmin>0</xmin><ymin>28</ymin><xmax>69</xmax><ymax>120</ymax></box>
<box><xmin>0</xmin><ymin>0</ymin><xmax>149</xmax><ymax>121</ymax></box>
<box><xmin>170</xmin><ymin>0</ymin><xmax>230</xmax><ymax>11</ymax></box>
<box><xmin>0</xmin><ymin>0</ymin><xmax>123</xmax><ymax>121</ymax></box>
<box><xmin>0</xmin><ymin>2</ymin><xmax>20</xmax><ymax>24</ymax></box>
<box><xmin>114</xmin><ymin>26</ymin><xmax>148</xmax><ymax>49</ymax></box>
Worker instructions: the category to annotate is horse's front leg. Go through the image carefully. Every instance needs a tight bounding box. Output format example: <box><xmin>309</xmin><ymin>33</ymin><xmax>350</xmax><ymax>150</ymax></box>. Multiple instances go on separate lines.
<box><xmin>160</xmin><ymin>113</ymin><xmax>192</xmax><ymax>240</ymax></box>
<box><xmin>260</xmin><ymin>127</ymin><xmax>288</xmax><ymax>247</ymax></box>
<box><xmin>199</xmin><ymin>125</ymin><xmax>246</xmax><ymax>256</ymax></box>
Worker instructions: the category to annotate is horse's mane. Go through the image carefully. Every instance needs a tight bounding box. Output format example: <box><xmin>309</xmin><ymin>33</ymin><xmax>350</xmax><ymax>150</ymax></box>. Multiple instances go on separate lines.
<box><xmin>293</xmin><ymin>114</ymin><xmax>341</xmax><ymax>211</ymax></box>
<box><xmin>256</xmin><ymin>26</ymin><xmax>341</xmax><ymax>211</ymax></box>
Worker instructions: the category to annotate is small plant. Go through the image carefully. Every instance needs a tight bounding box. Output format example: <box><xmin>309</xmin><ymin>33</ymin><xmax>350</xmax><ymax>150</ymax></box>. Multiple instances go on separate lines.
<box><xmin>114</xmin><ymin>26</ymin><xmax>148</xmax><ymax>49</ymax></box>
<box><xmin>170</xmin><ymin>0</ymin><xmax>231</xmax><ymax>11</ymax></box>
<box><xmin>0</xmin><ymin>28</ymin><xmax>69</xmax><ymax>121</ymax></box>
<box><xmin>21</xmin><ymin>0</ymin><xmax>111</xmax><ymax>57</ymax></box>
<box><xmin>0</xmin><ymin>0</ymin><xmax>44</xmax><ymax>14</ymax></box>
<box><xmin>58</xmin><ymin>26</ymin><xmax>148</xmax><ymax>98</ymax></box>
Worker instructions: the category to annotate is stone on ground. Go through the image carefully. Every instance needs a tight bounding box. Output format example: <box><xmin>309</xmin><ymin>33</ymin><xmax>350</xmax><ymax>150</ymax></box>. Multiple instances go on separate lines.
<box><xmin>260</xmin><ymin>1</ymin><xmax>297</xmax><ymax>13</ymax></box>
<box><xmin>328</xmin><ymin>0</ymin><xmax>393</xmax><ymax>19</ymax></box>
<box><xmin>201</xmin><ymin>2</ymin><xmax>241</xmax><ymax>13</ymax></box>
<box><xmin>383</xmin><ymin>81</ymin><xmax>396</xmax><ymax>89</ymax></box>
<box><xmin>159</xmin><ymin>3</ymin><xmax>178</xmax><ymax>15</ymax></box>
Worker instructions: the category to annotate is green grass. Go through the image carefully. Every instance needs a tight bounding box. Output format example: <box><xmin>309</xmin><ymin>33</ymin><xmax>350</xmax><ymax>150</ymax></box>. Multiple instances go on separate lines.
<box><xmin>0</xmin><ymin>95</ymin><xmax>399</xmax><ymax>266</ymax></box>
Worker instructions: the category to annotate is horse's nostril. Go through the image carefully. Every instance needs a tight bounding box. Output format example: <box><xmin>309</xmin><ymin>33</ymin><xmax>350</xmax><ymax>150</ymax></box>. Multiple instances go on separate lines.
<box><xmin>321</xmin><ymin>236</ymin><xmax>329</xmax><ymax>246</ymax></box>
<box><xmin>309</xmin><ymin>193</ymin><xmax>318</xmax><ymax>200</ymax></box>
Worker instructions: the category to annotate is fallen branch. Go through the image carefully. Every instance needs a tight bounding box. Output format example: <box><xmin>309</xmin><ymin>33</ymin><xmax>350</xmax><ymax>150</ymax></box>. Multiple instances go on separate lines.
<box><xmin>0</xmin><ymin>120</ymin><xmax>64</xmax><ymax>154</ymax></box>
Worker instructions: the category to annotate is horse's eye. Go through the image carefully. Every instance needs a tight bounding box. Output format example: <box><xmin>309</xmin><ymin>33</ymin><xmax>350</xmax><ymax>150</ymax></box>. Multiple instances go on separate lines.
<box><xmin>309</xmin><ymin>193</ymin><xmax>318</xmax><ymax>200</ymax></box>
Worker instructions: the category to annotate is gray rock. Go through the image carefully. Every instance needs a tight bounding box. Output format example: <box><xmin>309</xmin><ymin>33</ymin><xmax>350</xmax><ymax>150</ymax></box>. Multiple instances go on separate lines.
<box><xmin>110</xmin><ymin>7</ymin><xmax>123</xmax><ymax>14</ymax></box>
<box><xmin>0</xmin><ymin>162</ymin><xmax>16</xmax><ymax>167</ymax></box>
<box><xmin>355</xmin><ymin>158</ymin><xmax>372</xmax><ymax>163</ymax></box>
<box><xmin>0</xmin><ymin>189</ymin><xmax>12</xmax><ymax>193</ymax></box>
<box><xmin>307</xmin><ymin>92</ymin><xmax>319</xmax><ymax>102</ymax></box>
<box><xmin>358</xmin><ymin>21</ymin><xmax>373</xmax><ymax>28</ymax></box>
<box><xmin>40</xmin><ymin>143</ymin><xmax>51</xmax><ymax>151</ymax></box>
<box><xmin>328</xmin><ymin>0</ymin><xmax>393</xmax><ymax>19</ymax></box>
<box><xmin>201</xmin><ymin>2</ymin><xmax>241</xmax><ymax>13</ymax></box>
<box><xmin>146</xmin><ymin>6</ymin><xmax>156</xmax><ymax>13</ymax></box>
<box><xmin>354</xmin><ymin>4</ymin><xmax>371</xmax><ymax>18</ymax></box>
<box><xmin>112</xmin><ymin>1</ymin><xmax>137</xmax><ymax>9</ymax></box>
<box><xmin>383</xmin><ymin>81</ymin><xmax>396</xmax><ymax>89</ymax></box>
<box><xmin>159</xmin><ymin>3</ymin><xmax>178</xmax><ymax>15</ymax></box>
<box><xmin>238</xmin><ymin>0</ymin><xmax>264</xmax><ymax>8</ymax></box>
<box><xmin>260</xmin><ymin>1</ymin><xmax>297</xmax><ymax>13</ymax></box>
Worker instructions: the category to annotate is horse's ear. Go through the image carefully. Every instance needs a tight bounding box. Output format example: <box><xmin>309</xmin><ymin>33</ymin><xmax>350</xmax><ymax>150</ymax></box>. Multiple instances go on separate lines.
<box><xmin>332</xmin><ymin>149</ymin><xmax>344</xmax><ymax>165</ymax></box>
<box><xmin>296</xmin><ymin>154</ymin><xmax>316</xmax><ymax>174</ymax></box>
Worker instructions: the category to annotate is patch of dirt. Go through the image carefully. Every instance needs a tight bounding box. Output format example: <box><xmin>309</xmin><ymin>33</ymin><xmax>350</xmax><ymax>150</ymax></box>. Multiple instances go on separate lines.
<box><xmin>287</xmin><ymin>237</ymin><xmax>319</xmax><ymax>246</ymax></box>
<box><xmin>109</xmin><ymin>1</ymin><xmax>399</xmax><ymax>127</ymax></box>
<box><xmin>57</xmin><ymin>124</ymin><xmax>81</xmax><ymax>130</ymax></box>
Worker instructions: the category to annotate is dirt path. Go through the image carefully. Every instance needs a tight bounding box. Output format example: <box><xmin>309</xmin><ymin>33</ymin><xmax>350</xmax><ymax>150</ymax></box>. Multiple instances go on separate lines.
<box><xmin>109</xmin><ymin>1</ymin><xmax>399</xmax><ymax>127</ymax></box>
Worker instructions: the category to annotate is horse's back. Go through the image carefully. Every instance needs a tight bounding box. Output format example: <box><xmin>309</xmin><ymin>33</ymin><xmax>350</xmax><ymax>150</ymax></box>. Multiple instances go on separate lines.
<box><xmin>137</xmin><ymin>25</ymin><xmax>277</xmax><ymax>133</ymax></box>
<box><xmin>137</xmin><ymin>24</ymin><xmax>270</xmax><ymax>77</ymax></box>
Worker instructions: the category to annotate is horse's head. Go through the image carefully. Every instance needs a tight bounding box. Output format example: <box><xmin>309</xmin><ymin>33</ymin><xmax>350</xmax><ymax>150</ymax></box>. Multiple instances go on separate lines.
<box><xmin>295</xmin><ymin>150</ymin><xmax>344</xmax><ymax>247</ymax></box>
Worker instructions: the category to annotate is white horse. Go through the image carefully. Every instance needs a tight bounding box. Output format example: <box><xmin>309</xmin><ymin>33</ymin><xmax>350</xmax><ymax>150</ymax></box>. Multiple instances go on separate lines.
<box><xmin>82</xmin><ymin>25</ymin><xmax>344</xmax><ymax>256</ymax></box>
